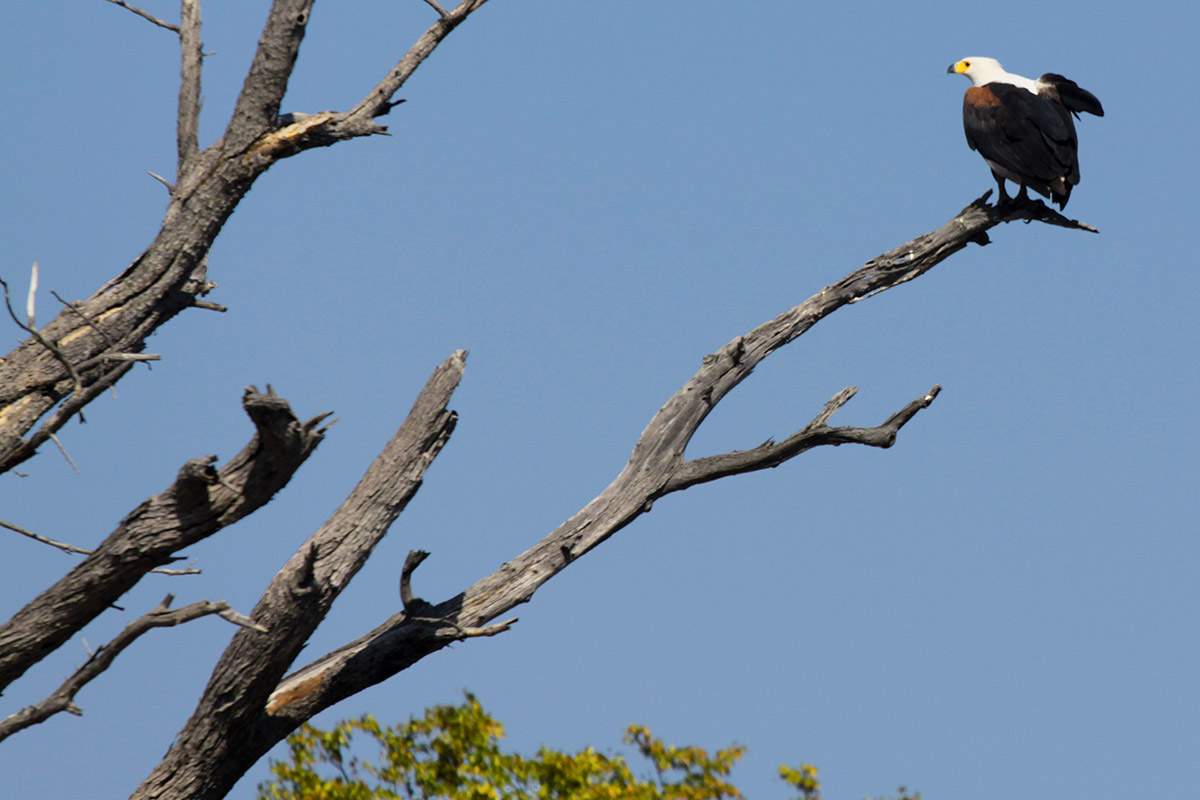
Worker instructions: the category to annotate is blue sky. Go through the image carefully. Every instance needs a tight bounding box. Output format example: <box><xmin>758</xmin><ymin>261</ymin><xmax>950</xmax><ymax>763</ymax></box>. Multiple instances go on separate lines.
<box><xmin>1</xmin><ymin>1</ymin><xmax>1197</xmax><ymax>798</ymax></box>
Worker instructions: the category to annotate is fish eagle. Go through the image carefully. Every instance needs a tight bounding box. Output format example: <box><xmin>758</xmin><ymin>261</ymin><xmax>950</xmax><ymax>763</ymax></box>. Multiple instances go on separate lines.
<box><xmin>949</xmin><ymin>57</ymin><xmax>1103</xmax><ymax>209</ymax></box>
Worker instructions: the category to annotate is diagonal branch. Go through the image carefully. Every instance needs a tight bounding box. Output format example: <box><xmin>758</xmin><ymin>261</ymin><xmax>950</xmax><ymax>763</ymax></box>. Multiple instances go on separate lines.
<box><xmin>104</xmin><ymin>0</ymin><xmax>181</xmax><ymax>33</ymax></box>
<box><xmin>1</xmin><ymin>518</ymin><xmax>92</xmax><ymax>556</ymax></box>
<box><xmin>0</xmin><ymin>594</ymin><xmax>263</xmax><ymax>743</ymax></box>
<box><xmin>130</xmin><ymin>351</ymin><xmax>466</xmax><ymax>800</ymax></box>
<box><xmin>122</xmin><ymin>194</ymin><xmax>1095</xmax><ymax>800</ymax></box>
<box><xmin>343</xmin><ymin>0</ymin><xmax>491</xmax><ymax>124</ymax></box>
<box><xmin>0</xmin><ymin>387</ymin><xmax>328</xmax><ymax>695</ymax></box>
<box><xmin>261</xmin><ymin>193</ymin><xmax>1096</xmax><ymax>726</ymax></box>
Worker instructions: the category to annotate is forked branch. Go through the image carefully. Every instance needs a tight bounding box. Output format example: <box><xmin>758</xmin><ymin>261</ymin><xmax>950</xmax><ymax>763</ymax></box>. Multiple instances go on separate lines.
<box><xmin>664</xmin><ymin>384</ymin><xmax>943</xmax><ymax>491</ymax></box>
<box><xmin>259</xmin><ymin>191</ymin><xmax>1094</xmax><ymax>744</ymax></box>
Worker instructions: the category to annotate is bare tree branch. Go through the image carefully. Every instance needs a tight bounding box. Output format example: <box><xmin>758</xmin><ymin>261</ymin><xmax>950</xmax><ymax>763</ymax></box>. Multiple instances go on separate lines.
<box><xmin>662</xmin><ymin>384</ymin><xmax>943</xmax><ymax>492</ymax></box>
<box><xmin>1</xmin><ymin>518</ymin><xmax>201</xmax><ymax>575</ymax></box>
<box><xmin>47</xmin><ymin>432</ymin><xmax>79</xmax><ymax>473</ymax></box>
<box><xmin>399</xmin><ymin>549</ymin><xmax>433</xmax><ymax>613</ymax></box>
<box><xmin>0</xmin><ymin>387</ymin><xmax>327</xmax><ymax>694</ymax></box>
<box><xmin>263</xmin><ymin>192</ymin><xmax>1093</xmax><ymax>725</ymax></box>
<box><xmin>74</xmin><ymin>352</ymin><xmax>161</xmax><ymax>371</ymax></box>
<box><xmin>1</xmin><ymin>518</ymin><xmax>91</xmax><ymax>556</ymax></box>
<box><xmin>25</xmin><ymin>261</ymin><xmax>38</xmax><ymax>329</ymax></box>
<box><xmin>129</xmin><ymin>350</ymin><xmax>466</xmax><ymax>800</ymax></box>
<box><xmin>104</xmin><ymin>0</ymin><xmax>181</xmax><ymax>33</ymax></box>
<box><xmin>120</xmin><ymin>192</ymin><xmax>1094</xmax><ymax>800</ymax></box>
<box><xmin>0</xmin><ymin>275</ymin><xmax>84</xmax><ymax>404</ymax></box>
<box><xmin>222</xmin><ymin>0</ymin><xmax>316</xmax><ymax>151</ymax></box>
<box><xmin>0</xmin><ymin>594</ymin><xmax>263</xmax><ymax>743</ymax></box>
<box><xmin>341</xmin><ymin>0</ymin><xmax>492</xmax><ymax>127</ymax></box>
<box><xmin>177</xmin><ymin>0</ymin><xmax>203</xmax><ymax>171</ymax></box>
<box><xmin>241</xmin><ymin>0</ymin><xmax>496</xmax><ymax>159</ymax></box>
<box><xmin>147</xmin><ymin>170</ymin><xmax>175</xmax><ymax>190</ymax></box>
<box><xmin>0</xmin><ymin>0</ymin><xmax>493</xmax><ymax>477</ymax></box>
<box><xmin>0</xmin><ymin>5</ymin><xmax>1104</xmax><ymax>798</ymax></box>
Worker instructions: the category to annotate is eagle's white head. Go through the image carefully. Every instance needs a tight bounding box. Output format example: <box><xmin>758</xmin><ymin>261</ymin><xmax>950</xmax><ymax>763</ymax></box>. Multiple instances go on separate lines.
<box><xmin>948</xmin><ymin>57</ymin><xmax>1037</xmax><ymax>91</ymax></box>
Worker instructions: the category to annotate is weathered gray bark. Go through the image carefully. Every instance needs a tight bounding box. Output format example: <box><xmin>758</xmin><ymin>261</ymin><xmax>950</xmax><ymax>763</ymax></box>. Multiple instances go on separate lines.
<box><xmin>260</xmin><ymin>191</ymin><xmax>1097</xmax><ymax>722</ymax></box>
<box><xmin>0</xmin><ymin>4</ymin><xmax>1101</xmax><ymax>800</ymax></box>
<box><xmin>130</xmin><ymin>349</ymin><xmax>466</xmax><ymax>800</ymax></box>
<box><xmin>129</xmin><ymin>192</ymin><xmax>1095</xmax><ymax>800</ymax></box>
<box><xmin>0</xmin><ymin>388</ymin><xmax>329</xmax><ymax>695</ymax></box>
<box><xmin>0</xmin><ymin>0</ymin><xmax>491</xmax><ymax>765</ymax></box>
<box><xmin>0</xmin><ymin>0</ymin><xmax>488</xmax><ymax>475</ymax></box>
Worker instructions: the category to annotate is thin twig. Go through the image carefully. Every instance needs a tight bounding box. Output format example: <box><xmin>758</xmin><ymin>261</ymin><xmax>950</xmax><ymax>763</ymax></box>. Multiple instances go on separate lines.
<box><xmin>147</xmin><ymin>171</ymin><xmax>175</xmax><ymax>191</ymax></box>
<box><xmin>0</xmin><ymin>277</ymin><xmax>84</xmax><ymax>403</ymax></box>
<box><xmin>47</xmin><ymin>433</ymin><xmax>79</xmax><ymax>474</ymax></box>
<box><xmin>0</xmin><ymin>518</ymin><xmax>201</xmax><ymax>574</ymax></box>
<box><xmin>75</xmin><ymin>352</ymin><xmax>161</xmax><ymax>371</ymax></box>
<box><xmin>410</xmin><ymin>614</ymin><xmax>518</xmax><ymax>640</ymax></box>
<box><xmin>154</xmin><ymin>560</ymin><xmax>202</xmax><ymax>576</ymax></box>
<box><xmin>807</xmin><ymin>386</ymin><xmax>859</xmax><ymax>429</ymax></box>
<box><xmin>661</xmin><ymin>385</ymin><xmax>942</xmax><ymax>492</ymax></box>
<box><xmin>50</xmin><ymin>291</ymin><xmax>118</xmax><ymax>350</ymax></box>
<box><xmin>0</xmin><ymin>595</ymin><xmax>263</xmax><ymax>742</ymax></box>
<box><xmin>421</xmin><ymin>0</ymin><xmax>451</xmax><ymax>17</ymax></box>
<box><xmin>0</xmin><ymin>518</ymin><xmax>90</xmax><ymax>555</ymax></box>
<box><xmin>103</xmin><ymin>0</ymin><xmax>181</xmax><ymax>33</ymax></box>
<box><xmin>343</xmin><ymin>0</ymin><xmax>494</xmax><ymax>125</ymax></box>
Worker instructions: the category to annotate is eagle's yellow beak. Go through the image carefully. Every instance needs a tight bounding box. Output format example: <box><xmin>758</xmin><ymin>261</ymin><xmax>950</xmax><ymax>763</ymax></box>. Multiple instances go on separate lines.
<box><xmin>948</xmin><ymin>60</ymin><xmax>969</xmax><ymax>75</ymax></box>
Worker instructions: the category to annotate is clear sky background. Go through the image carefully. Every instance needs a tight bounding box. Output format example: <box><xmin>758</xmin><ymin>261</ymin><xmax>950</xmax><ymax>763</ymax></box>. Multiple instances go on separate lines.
<box><xmin>1</xmin><ymin>1</ymin><xmax>1197</xmax><ymax>798</ymax></box>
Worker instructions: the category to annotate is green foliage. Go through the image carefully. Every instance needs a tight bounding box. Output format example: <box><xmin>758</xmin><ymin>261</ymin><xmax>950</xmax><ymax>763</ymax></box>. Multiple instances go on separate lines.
<box><xmin>257</xmin><ymin>694</ymin><xmax>916</xmax><ymax>800</ymax></box>
<box><xmin>778</xmin><ymin>764</ymin><xmax>820</xmax><ymax>800</ymax></box>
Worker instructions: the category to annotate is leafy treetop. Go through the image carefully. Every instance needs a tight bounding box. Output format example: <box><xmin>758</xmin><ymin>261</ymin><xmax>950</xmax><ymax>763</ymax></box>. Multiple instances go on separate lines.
<box><xmin>257</xmin><ymin>694</ymin><xmax>920</xmax><ymax>800</ymax></box>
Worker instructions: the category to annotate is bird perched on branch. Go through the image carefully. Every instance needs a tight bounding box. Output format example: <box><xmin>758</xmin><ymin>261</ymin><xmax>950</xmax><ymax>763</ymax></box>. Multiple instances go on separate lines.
<box><xmin>949</xmin><ymin>57</ymin><xmax>1103</xmax><ymax>209</ymax></box>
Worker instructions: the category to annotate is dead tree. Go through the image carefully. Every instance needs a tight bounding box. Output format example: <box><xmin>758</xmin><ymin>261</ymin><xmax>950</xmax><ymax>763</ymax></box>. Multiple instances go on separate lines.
<box><xmin>0</xmin><ymin>3</ymin><xmax>1097</xmax><ymax>799</ymax></box>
